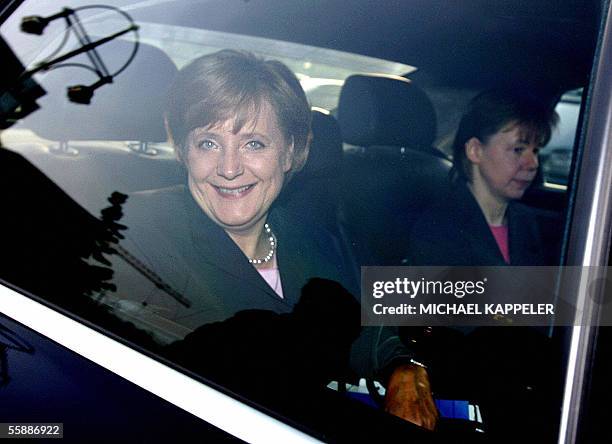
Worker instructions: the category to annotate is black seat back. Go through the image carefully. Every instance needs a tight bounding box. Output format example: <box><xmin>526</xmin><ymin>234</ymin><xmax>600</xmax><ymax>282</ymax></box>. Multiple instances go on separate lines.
<box><xmin>337</xmin><ymin>74</ymin><xmax>452</xmax><ymax>265</ymax></box>
<box><xmin>276</xmin><ymin>109</ymin><xmax>344</xmax><ymax>235</ymax></box>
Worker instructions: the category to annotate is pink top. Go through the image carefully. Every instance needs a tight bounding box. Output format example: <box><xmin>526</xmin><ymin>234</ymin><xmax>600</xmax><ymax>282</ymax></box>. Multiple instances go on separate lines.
<box><xmin>257</xmin><ymin>267</ymin><xmax>284</xmax><ymax>299</ymax></box>
<box><xmin>490</xmin><ymin>225</ymin><xmax>510</xmax><ymax>264</ymax></box>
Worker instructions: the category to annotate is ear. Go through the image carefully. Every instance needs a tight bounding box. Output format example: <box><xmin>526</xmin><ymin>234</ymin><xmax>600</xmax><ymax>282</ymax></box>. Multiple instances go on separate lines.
<box><xmin>283</xmin><ymin>133</ymin><xmax>307</xmax><ymax>173</ymax></box>
<box><xmin>288</xmin><ymin>132</ymin><xmax>311</xmax><ymax>173</ymax></box>
<box><xmin>164</xmin><ymin>116</ymin><xmax>184</xmax><ymax>164</ymax></box>
<box><xmin>465</xmin><ymin>137</ymin><xmax>483</xmax><ymax>164</ymax></box>
<box><xmin>283</xmin><ymin>139</ymin><xmax>295</xmax><ymax>173</ymax></box>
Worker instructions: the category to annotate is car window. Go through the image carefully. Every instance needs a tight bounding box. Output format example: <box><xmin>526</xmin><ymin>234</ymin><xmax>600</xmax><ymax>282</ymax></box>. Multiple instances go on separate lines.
<box><xmin>540</xmin><ymin>89</ymin><xmax>582</xmax><ymax>186</ymax></box>
<box><xmin>0</xmin><ymin>2</ymin><xmax>426</xmax><ymax>441</ymax></box>
<box><xmin>0</xmin><ymin>0</ymin><xmax>608</xmax><ymax>442</ymax></box>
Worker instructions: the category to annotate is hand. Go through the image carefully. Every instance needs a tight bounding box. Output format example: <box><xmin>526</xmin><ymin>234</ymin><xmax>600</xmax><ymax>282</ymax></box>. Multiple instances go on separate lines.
<box><xmin>384</xmin><ymin>363</ymin><xmax>438</xmax><ymax>431</ymax></box>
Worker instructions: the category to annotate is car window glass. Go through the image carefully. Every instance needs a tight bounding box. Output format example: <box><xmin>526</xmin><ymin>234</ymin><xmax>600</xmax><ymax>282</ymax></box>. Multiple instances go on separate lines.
<box><xmin>0</xmin><ymin>0</ymin><xmax>605</xmax><ymax>442</ymax></box>
<box><xmin>540</xmin><ymin>89</ymin><xmax>582</xmax><ymax>186</ymax></box>
<box><xmin>0</xmin><ymin>2</ymin><xmax>423</xmax><ymax>440</ymax></box>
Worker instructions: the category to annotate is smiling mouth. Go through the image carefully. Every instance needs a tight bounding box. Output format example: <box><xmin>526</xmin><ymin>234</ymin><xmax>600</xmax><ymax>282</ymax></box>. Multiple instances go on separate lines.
<box><xmin>212</xmin><ymin>184</ymin><xmax>255</xmax><ymax>197</ymax></box>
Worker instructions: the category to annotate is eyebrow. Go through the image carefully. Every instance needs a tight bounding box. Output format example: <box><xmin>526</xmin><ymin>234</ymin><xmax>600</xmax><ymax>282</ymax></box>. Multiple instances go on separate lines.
<box><xmin>190</xmin><ymin>129</ymin><xmax>273</xmax><ymax>143</ymax></box>
<box><xmin>241</xmin><ymin>132</ymin><xmax>271</xmax><ymax>140</ymax></box>
<box><xmin>515</xmin><ymin>138</ymin><xmax>545</xmax><ymax>149</ymax></box>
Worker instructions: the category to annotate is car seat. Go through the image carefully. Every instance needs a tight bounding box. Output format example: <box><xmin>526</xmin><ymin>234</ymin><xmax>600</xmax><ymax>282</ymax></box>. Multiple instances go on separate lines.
<box><xmin>337</xmin><ymin>74</ymin><xmax>452</xmax><ymax>265</ymax></box>
<box><xmin>275</xmin><ymin>108</ymin><xmax>359</xmax><ymax>282</ymax></box>
<box><xmin>276</xmin><ymin>108</ymin><xmax>343</xmax><ymax>235</ymax></box>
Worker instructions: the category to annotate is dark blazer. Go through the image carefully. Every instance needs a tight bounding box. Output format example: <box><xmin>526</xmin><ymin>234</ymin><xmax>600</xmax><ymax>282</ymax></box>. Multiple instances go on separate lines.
<box><xmin>404</xmin><ymin>181</ymin><xmax>564</xmax><ymax>442</ymax></box>
<box><xmin>109</xmin><ymin>185</ymin><xmax>359</xmax><ymax>338</ymax></box>
<box><xmin>405</xmin><ymin>180</ymin><xmax>561</xmax><ymax>266</ymax></box>
<box><xmin>108</xmin><ymin>185</ymin><xmax>412</xmax><ymax>380</ymax></box>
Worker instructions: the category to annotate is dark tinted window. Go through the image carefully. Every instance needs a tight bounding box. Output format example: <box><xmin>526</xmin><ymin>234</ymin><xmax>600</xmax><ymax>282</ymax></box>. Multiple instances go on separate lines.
<box><xmin>0</xmin><ymin>0</ymin><xmax>606</xmax><ymax>442</ymax></box>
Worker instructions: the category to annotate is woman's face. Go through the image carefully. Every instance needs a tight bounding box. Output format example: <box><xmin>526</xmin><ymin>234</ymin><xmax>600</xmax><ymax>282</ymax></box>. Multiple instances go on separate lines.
<box><xmin>183</xmin><ymin>102</ymin><xmax>293</xmax><ymax>233</ymax></box>
<box><xmin>468</xmin><ymin>122</ymin><xmax>540</xmax><ymax>203</ymax></box>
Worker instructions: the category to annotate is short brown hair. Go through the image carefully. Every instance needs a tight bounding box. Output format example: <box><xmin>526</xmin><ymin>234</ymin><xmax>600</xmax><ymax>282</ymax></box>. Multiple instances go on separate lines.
<box><xmin>451</xmin><ymin>88</ymin><xmax>559</xmax><ymax>182</ymax></box>
<box><xmin>165</xmin><ymin>49</ymin><xmax>311</xmax><ymax>173</ymax></box>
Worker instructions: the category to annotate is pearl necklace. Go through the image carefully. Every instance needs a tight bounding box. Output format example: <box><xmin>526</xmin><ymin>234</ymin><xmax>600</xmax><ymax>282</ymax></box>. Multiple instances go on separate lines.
<box><xmin>248</xmin><ymin>223</ymin><xmax>276</xmax><ymax>264</ymax></box>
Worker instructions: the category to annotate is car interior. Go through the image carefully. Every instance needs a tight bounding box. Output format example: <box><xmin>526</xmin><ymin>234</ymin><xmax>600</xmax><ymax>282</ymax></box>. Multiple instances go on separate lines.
<box><xmin>0</xmin><ymin>0</ymin><xmax>608</xmax><ymax>442</ymax></box>
<box><xmin>337</xmin><ymin>73</ymin><xmax>453</xmax><ymax>266</ymax></box>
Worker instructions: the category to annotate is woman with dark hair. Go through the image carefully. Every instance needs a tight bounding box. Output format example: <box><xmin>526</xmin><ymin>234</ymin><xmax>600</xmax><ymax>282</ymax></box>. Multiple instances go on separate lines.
<box><xmin>407</xmin><ymin>88</ymin><xmax>560</xmax><ymax>266</ymax></box>
<box><xmin>404</xmin><ymin>89</ymin><xmax>562</xmax><ymax>441</ymax></box>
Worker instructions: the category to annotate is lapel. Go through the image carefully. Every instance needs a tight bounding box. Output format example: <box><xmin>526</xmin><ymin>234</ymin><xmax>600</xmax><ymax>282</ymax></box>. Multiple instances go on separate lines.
<box><xmin>269</xmin><ymin>209</ymin><xmax>311</xmax><ymax>307</ymax></box>
<box><xmin>454</xmin><ymin>183</ymin><xmax>508</xmax><ymax>266</ymax></box>
<box><xmin>270</xmin><ymin>208</ymin><xmax>354</xmax><ymax>304</ymax></box>
<box><xmin>507</xmin><ymin>203</ymin><xmax>542</xmax><ymax>265</ymax></box>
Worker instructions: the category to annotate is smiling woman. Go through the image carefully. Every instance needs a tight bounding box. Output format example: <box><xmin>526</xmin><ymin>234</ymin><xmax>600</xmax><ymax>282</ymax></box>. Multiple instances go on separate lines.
<box><xmin>101</xmin><ymin>49</ymin><xmax>365</xmax><ymax>400</ymax></box>
<box><xmin>184</xmin><ymin>107</ymin><xmax>292</xmax><ymax>243</ymax></box>
<box><xmin>164</xmin><ymin>50</ymin><xmax>310</xmax><ymax>262</ymax></box>
<box><xmin>115</xmin><ymin>49</ymin><xmax>327</xmax><ymax>323</ymax></box>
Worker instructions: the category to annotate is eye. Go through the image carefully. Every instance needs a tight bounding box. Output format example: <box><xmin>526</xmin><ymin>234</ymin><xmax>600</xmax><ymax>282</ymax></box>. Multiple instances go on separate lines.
<box><xmin>245</xmin><ymin>140</ymin><xmax>265</xmax><ymax>150</ymax></box>
<box><xmin>533</xmin><ymin>147</ymin><xmax>540</xmax><ymax>155</ymax></box>
<box><xmin>197</xmin><ymin>139</ymin><xmax>218</xmax><ymax>150</ymax></box>
<box><xmin>513</xmin><ymin>146</ymin><xmax>525</xmax><ymax>154</ymax></box>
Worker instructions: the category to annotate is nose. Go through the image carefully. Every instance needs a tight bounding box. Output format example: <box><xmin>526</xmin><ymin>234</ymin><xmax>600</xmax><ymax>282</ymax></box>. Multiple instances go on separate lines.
<box><xmin>522</xmin><ymin>150</ymin><xmax>539</xmax><ymax>171</ymax></box>
<box><xmin>217</xmin><ymin>147</ymin><xmax>244</xmax><ymax>179</ymax></box>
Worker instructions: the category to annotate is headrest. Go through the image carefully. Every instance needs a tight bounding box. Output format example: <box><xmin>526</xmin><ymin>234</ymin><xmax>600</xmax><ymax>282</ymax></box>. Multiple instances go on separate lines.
<box><xmin>26</xmin><ymin>40</ymin><xmax>177</xmax><ymax>142</ymax></box>
<box><xmin>337</xmin><ymin>74</ymin><xmax>436</xmax><ymax>148</ymax></box>
<box><xmin>302</xmin><ymin>109</ymin><xmax>343</xmax><ymax>175</ymax></box>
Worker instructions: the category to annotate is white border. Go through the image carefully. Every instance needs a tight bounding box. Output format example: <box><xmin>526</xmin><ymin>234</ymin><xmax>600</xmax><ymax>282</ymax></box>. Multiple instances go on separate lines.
<box><xmin>0</xmin><ymin>284</ymin><xmax>322</xmax><ymax>444</ymax></box>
